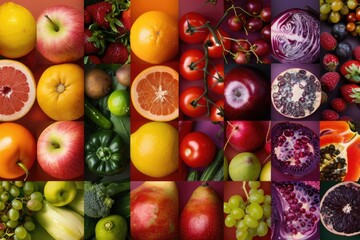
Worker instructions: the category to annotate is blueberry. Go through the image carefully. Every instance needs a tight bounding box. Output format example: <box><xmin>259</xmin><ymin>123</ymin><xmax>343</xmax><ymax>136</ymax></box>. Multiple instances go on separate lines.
<box><xmin>332</xmin><ymin>23</ymin><xmax>347</xmax><ymax>40</ymax></box>
<box><xmin>335</xmin><ymin>42</ymin><xmax>352</xmax><ymax>59</ymax></box>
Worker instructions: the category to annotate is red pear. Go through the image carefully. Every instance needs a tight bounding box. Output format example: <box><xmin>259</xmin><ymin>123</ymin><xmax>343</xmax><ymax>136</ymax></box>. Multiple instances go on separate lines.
<box><xmin>180</xmin><ymin>182</ymin><xmax>223</xmax><ymax>240</ymax></box>
<box><xmin>131</xmin><ymin>181</ymin><xmax>179</xmax><ymax>240</ymax></box>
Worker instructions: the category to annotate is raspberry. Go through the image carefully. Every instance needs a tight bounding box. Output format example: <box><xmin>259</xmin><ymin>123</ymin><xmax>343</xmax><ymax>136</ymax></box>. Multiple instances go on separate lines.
<box><xmin>320</xmin><ymin>72</ymin><xmax>340</xmax><ymax>91</ymax></box>
<box><xmin>330</xmin><ymin>98</ymin><xmax>347</xmax><ymax>112</ymax></box>
<box><xmin>320</xmin><ymin>32</ymin><xmax>337</xmax><ymax>51</ymax></box>
<box><xmin>353</xmin><ymin>46</ymin><xmax>360</xmax><ymax>61</ymax></box>
<box><xmin>321</xmin><ymin>109</ymin><xmax>339</xmax><ymax>120</ymax></box>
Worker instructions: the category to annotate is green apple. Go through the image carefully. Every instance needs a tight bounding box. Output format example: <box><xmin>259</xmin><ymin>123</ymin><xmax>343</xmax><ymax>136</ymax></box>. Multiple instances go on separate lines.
<box><xmin>44</xmin><ymin>181</ymin><xmax>77</xmax><ymax>207</ymax></box>
<box><xmin>229</xmin><ymin>152</ymin><xmax>261</xmax><ymax>181</ymax></box>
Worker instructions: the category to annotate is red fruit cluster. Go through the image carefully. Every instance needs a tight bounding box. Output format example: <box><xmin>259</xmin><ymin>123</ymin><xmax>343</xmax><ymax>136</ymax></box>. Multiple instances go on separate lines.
<box><xmin>84</xmin><ymin>1</ymin><xmax>130</xmax><ymax>64</ymax></box>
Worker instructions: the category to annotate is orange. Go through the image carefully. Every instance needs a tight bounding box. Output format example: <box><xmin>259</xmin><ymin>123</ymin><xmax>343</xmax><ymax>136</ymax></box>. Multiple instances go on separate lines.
<box><xmin>130</xmin><ymin>11</ymin><xmax>178</xmax><ymax>64</ymax></box>
<box><xmin>37</xmin><ymin>64</ymin><xmax>84</xmax><ymax>121</ymax></box>
<box><xmin>0</xmin><ymin>122</ymin><xmax>36</xmax><ymax>180</ymax></box>
<box><xmin>131</xmin><ymin>66</ymin><xmax>178</xmax><ymax>121</ymax></box>
<box><xmin>0</xmin><ymin>60</ymin><xmax>36</xmax><ymax>121</ymax></box>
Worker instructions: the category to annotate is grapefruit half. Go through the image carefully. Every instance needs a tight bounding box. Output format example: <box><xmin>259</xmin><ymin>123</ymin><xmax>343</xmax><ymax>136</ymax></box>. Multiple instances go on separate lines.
<box><xmin>0</xmin><ymin>60</ymin><xmax>36</xmax><ymax>121</ymax></box>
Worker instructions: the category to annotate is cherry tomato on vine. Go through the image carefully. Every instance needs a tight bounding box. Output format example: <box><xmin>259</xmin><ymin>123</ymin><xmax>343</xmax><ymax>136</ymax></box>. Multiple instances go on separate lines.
<box><xmin>203</xmin><ymin>29</ymin><xmax>231</xmax><ymax>58</ymax></box>
<box><xmin>179</xmin><ymin>12</ymin><xmax>209</xmax><ymax>43</ymax></box>
<box><xmin>207</xmin><ymin>63</ymin><xmax>224</xmax><ymax>95</ymax></box>
<box><xmin>180</xmin><ymin>131</ymin><xmax>216</xmax><ymax>168</ymax></box>
<box><xmin>227</xmin><ymin>14</ymin><xmax>246</xmax><ymax>32</ymax></box>
<box><xmin>210</xmin><ymin>99</ymin><xmax>224</xmax><ymax>122</ymax></box>
<box><xmin>180</xmin><ymin>87</ymin><xmax>207</xmax><ymax>118</ymax></box>
<box><xmin>179</xmin><ymin>49</ymin><xmax>206</xmax><ymax>81</ymax></box>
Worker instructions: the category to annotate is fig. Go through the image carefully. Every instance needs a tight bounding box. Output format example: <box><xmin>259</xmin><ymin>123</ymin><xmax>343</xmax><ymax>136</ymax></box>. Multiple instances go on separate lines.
<box><xmin>320</xmin><ymin>181</ymin><xmax>360</xmax><ymax>236</ymax></box>
<box><xmin>271</xmin><ymin>122</ymin><xmax>320</xmax><ymax>179</ymax></box>
<box><xmin>272</xmin><ymin>181</ymin><xmax>320</xmax><ymax>240</ymax></box>
<box><xmin>229</xmin><ymin>152</ymin><xmax>261</xmax><ymax>181</ymax></box>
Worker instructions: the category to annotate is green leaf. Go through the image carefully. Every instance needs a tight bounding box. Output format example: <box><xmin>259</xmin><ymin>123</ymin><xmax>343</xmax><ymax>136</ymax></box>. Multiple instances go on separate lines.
<box><xmin>110</xmin><ymin>115</ymin><xmax>130</xmax><ymax>145</ymax></box>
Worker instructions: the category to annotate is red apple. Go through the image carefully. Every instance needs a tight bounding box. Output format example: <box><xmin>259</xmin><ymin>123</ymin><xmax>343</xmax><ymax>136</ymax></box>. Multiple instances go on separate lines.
<box><xmin>36</xmin><ymin>5</ymin><xmax>83</xmax><ymax>63</ymax></box>
<box><xmin>226</xmin><ymin>121</ymin><xmax>265</xmax><ymax>152</ymax></box>
<box><xmin>131</xmin><ymin>181</ymin><xmax>179</xmax><ymax>240</ymax></box>
<box><xmin>37</xmin><ymin>121</ymin><xmax>84</xmax><ymax>179</ymax></box>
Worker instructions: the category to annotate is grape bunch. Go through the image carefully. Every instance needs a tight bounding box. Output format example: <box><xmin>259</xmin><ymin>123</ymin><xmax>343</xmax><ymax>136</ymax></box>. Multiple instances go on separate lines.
<box><xmin>320</xmin><ymin>0</ymin><xmax>360</xmax><ymax>36</ymax></box>
<box><xmin>224</xmin><ymin>181</ymin><xmax>271</xmax><ymax>240</ymax></box>
<box><xmin>0</xmin><ymin>181</ymin><xmax>42</xmax><ymax>240</ymax></box>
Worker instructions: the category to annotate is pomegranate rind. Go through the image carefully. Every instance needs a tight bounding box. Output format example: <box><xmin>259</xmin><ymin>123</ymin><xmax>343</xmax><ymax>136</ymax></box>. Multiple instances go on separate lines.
<box><xmin>320</xmin><ymin>181</ymin><xmax>360</xmax><ymax>236</ymax></box>
<box><xmin>0</xmin><ymin>59</ymin><xmax>36</xmax><ymax>121</ymax></box>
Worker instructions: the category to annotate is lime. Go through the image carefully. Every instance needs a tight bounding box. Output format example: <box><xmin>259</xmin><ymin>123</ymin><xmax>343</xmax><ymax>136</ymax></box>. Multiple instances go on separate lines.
<box><xmin>107</xmin><ymin>90</ymin><xmax>130</xmax><ymax>116</ymax></box>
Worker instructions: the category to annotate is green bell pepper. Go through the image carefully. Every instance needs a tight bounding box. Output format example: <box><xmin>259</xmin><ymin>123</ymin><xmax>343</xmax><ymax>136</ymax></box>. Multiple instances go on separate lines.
<box><xmin>85</xmin><ymin>130</ymin><xmax>127</xmax><ymax>176</ymax></box>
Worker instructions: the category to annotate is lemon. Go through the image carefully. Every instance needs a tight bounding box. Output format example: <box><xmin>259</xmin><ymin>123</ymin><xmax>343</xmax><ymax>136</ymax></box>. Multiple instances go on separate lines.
<box><xmin>131</xmin><ymin>122</ymin><xmax>178</xmax><ymax>177</ymax></box>
<box><xmin>0</xmin><ymin>2</ymin><xmax>36</xmax><ymax>58</ymax></box>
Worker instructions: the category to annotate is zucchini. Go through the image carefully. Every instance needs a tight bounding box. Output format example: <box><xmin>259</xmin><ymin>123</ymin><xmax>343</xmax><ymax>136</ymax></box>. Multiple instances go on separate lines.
<box><xmin>112</xmin><ymin>192</ymin><xmax>130</xmax><ymax>219</ymax></box>
<box><xmin>85</xmin><ymin>98</ymin><xmax>112</xmax><ymax>129</ymax></box>
<box><xmin>200</xmin><ymin>149</ymin><xmax>224</xmax><ymax>181</ymax></box>
<box><xmin>187</xmin><ymin>170</ymin><xmax>199</xmax><ymax>181</ymax></box>
<box><xmin>211</xmin><ymin>161</ymin><xmax>224</xmax><ymax>181</ymax></box>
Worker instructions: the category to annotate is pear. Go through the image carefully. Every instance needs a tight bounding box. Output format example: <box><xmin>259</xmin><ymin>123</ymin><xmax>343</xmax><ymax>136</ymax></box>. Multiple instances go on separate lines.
<box><xmin>131</xmin><ymin>181</ymin><xmax>179</xmax><ymax>240</ymax></box>
<box><xmin>180</xmin><ymin>182</ymin><xmax>223</xmax><ymax>240</ymax></box>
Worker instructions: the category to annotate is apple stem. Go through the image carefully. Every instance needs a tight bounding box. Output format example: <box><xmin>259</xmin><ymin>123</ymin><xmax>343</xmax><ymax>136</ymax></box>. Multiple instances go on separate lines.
<box><xmin>51</xmin><ymin>141</ymin><xmax>61</xmax><ymax>149</ymax></box>
<box><xmin>17</xmin><ymin>161</ymin><xmax>30</xmax><ymax>181</ymax></box>
<box><xmin>201</xmin><ymin>182</ymin><xmax>209</xmax><ymax>187</ymax></box>
<box><xmin>45</xmin><ymin>15</ymin><xmax>60</xmax><ymax>32</ymax></box>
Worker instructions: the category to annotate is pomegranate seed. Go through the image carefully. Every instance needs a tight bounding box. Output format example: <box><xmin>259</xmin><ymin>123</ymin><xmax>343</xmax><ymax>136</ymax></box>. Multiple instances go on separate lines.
<box><xmin>309</xmin><ymin>206</ymin><xmax>316</xmax><ymax>212</ymax></box>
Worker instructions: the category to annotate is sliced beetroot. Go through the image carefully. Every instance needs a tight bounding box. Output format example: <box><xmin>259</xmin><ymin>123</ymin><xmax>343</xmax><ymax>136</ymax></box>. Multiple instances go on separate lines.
<box><xmin>271</xmin><ymin>122</ymin><xmax>320</xmax><ymax>179</ymax></box>
<box><xmin>271</xmin><ymin>68</ymin><xmax>321</xmax><ymax>119</ymax></box>
<box><xmin>272</xmin><ymin>181</ymin><xmax>320</xmax><ymax>240</ymax></box>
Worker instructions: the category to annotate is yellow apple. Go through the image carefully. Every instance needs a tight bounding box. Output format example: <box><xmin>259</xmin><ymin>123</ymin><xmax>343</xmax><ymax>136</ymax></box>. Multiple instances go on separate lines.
<box><xmin>44</xmin><ymin>181</ymin><xmax>77</xmax><ymax>207</ymax></box>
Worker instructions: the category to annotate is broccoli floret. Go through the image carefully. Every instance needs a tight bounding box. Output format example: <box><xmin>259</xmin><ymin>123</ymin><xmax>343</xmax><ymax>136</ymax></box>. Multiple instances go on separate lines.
<box><xmin>84</xmin><ymin>181</ymin><xmax>130</xmax><ymax>218</ymax></box>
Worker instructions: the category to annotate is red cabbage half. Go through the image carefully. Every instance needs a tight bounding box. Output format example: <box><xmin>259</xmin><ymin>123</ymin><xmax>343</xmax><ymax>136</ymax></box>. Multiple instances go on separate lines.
<box><xmin>271</xmin><ymin>8</ymin><xmax>320</xmax><ymax>63</ymax></box>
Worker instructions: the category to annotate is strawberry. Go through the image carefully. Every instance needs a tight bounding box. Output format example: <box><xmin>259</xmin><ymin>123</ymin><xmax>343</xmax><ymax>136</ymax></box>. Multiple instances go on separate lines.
<box><xmin>340</xmin><ymin>60</ymin><xmax>360</xmax><ymax>83</ymax></box>
<box><xmin>320</xmin><ymin>72</ymin><xmax>340</xmax><ymax>91</ymax></box>
<box><xmin>321</xmin><ymin>109</ymin><xmax>339</xmax><ymax>120</ymax></box>
<box><xmin>84</xmin><ymin>55</ymin><xmax>101</xmax><ymax>64</ymax></box>
<box><xmin>101</xmin><ymin>42</ymin><xmax>129</xmax><ymax>64</ymax></box>
<box><xmin>322</xmin><ymin>53</ymin><xmax>339</xmax><ymax>72</ymax></box>
<box><xmin>320</xmin><ymin>32</ymin><xmax>337</xmax><ymax>51</ymax></box>
<box><xmin>84</xmin><ymin>10</ymin><xmax>91</xmax><ymax>26</ymax></box>
<box><xmin>120</xmin><ymin>8</ymin><xmax>131</xmax><ymax>31</ymax></box>
<box><xmin>340</xmin><ymin>84</ymin><xmax>360</xmax><ymax>104</ymax></box>
<box><xmin>330</xmin><ymin>98</ymin><xmax>347</xmax><ymax>112</ymax></box>
<box><xmin>353</xmin><ymin>46</ymin><xmax>360</xmax><ymax>61</ymax></box>
<box><xmin>84</xmin><ymin>28</ymin><xmax>107</xmax><ymax>55</ymax></box>
<box><xmin>86</xmin><ymin>2</ymin><xmax>122</xmax><ymax>32</ymax></box>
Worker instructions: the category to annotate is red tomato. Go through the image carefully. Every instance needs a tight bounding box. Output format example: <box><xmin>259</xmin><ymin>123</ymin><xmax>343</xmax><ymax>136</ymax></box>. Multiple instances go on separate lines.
<box><xmin>210</xmin><ymin>99</ymin><xmax>224</xmax><ymax>122</ymax></box>
<box><xmin>180</xmin><ymin>87</ymin><xmax>207</xmax><ymax>118</ymax></box>
<box><xmin>180</xmin><ymin>131</ymin><xmax>216</xmax><ymax>168</ymax></box>
<box><xmin>179</xmin><ymin>49</ymin><xmax>206</xmax><ymax>81</ymax></box>
<box><xmin>207</xmin><ymin>63</ymin><xmax>224</xmax><ymax>95</ymax></box>
<box><xmin>203</xmin><ymin>29</ymin><xmax>231</xmax><ymax>58</ymax></box>
<box><xmin>179</xmin><ymin>12</ymin><xmax>209</xmax><ymax>43</ymax></box>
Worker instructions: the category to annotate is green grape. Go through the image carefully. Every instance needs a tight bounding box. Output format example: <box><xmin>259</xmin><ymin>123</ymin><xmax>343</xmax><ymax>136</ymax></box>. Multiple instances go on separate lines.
<box><xmin>30</xmin><ymin>192</ymin><xmax>43</xmax><ymax>201</ymax></box>
<box><xmin>224</xmin><ymin>202</ymin><xmax>232</xmax><ymax>214</ymax></box>
<box><xmin>231</xmin><ymin>207</ymin><xmax>245</xmax><ymax>220</ymax></box>
<box><xmin>247</xmin><ymin>227</ymin><xmax>258</xmax><ymax>237</ymax></box>
<box><xmin>347</xmin><ymin>0</ymin><xmax>357</xmax><ymax>10</ymax></box>
<box><xmin>12</xmin><ymin>199</ymin><xmax>23</xmax><ymax>210</ymax></box>
<box><xmin>257</xmin><ymin>189</ymin><xmax>264</xmax><ymax>195</ymax></box>
<box><xmin>249</xmin><ymin>192</ymin><xmax>264</xmax><ymax>204</ymax></box>
<box><xmin>239</xmin><ymin>201</ymin><xmax>246</xmax><ymax>210</ymax></box>
<box><xmin>266</xmin><ymin>217</ymin><xmax>271</xmax><ymax>227</ymax></box>
<box><xmin>23</xmin><ymin>182</ymin><xmax>34</xmax><ymax>195</ymax></box>
<box><xmin>24</xmin><ymin>221</ymin><xmax>35</xmax><ymax>232</ymax></box>
<box><xmin>236</xmin><ymin>219</ymin><xmax>248</xmax><ymax>231</ymax></box>
<box><xmin>248</xmin><ymin>189</ymin><xmax>257</xmax><ymax>195</ymax></box>
<box><xmin>0</xmin><ymin>201</ymin><xmax>5</xmax><ymax>211</ymax></box>
<box><xmin>263</xmin><ymin>203</ymin><xmax>271</xmax><ymax>218</ymax></box>
<box><xmin>326</xmin><ymin>0</ymin><xmax>336</xmax><ymax>3</ymax></box>
<box><xmin>235</xmin><ymin>228</ymin><xmax>248</xmax><ymax>240</ymax></box>
<box><xmin>10</xmin><ymin>185</ymin><xmax>20</xmax><ymax>197</ymax></box>
<box><xmin>257</xmin><ymin>221</ymin><xmax>269</xmax><ymax>237</ymax></box>
<box><xmin>320</xmin><ymin>13</ymin><xmax>329</xmax><ymax>21</ymax></box>
<box><xmin>1</xmin><ymin>214</ymin><xmax>9</xmax><ymax>222</ymax></box>
<box><xmin>331</xmin><ymin>0</ymin><xmax>344</xmax><ymax>11</ymax></box>
<box><xmin>0</xmin><ymin>230</ymin><xmax>4</xmax><ymax>237</ymax></box>
<box><xmin>2</xmin><ymin>181</ymin><xmax>11</xmax><ymax>191</ymax></box>
<box><xmin>0</xmin><ymin>237</ymin><xmax>5</xmax><ymax>240</ymax></box>
<box><xmin>225</xmin><ymin>214</ymin><xmax>237</xmax><ymax>228</ymax></box>
<box><xmin>320</xmin><ymin>3</ymin><xmax>332</xmax><ymax>14</ymax></box>
<box><xmin>248</xmin><ymin>181</ymin><xmax>260</xmax><ymax>189</ymax></box>
<box><xmin>340</xmin><ymin>5</ymin><xmax>350</xmax><ymax>15</ymax></box>
<box><xmin>26</xmin><ymin>199</ymin><xmax>42</xmax><ymax>211</ymax></box>
<box><xmin>0</xmin><ymin>192</ymin><xmax>9</xmax><ymax>202</ymax></box>
<box><xmin>244</xmin><ymin>215</ymin><xmax>259</xmax><ymax>228</ymax></box>
<box><xmin>15</xmin><ymin>226</ymin><xmax>28</xmax><ymax>239</ymax></box>
<box><xmin>6</xmin><ymin>220</ymin><xmax>18</xmax><ymax>229</ymax></box>
<box><xmin>228</xmin><ymin>195</ymin><xmax>243</xmax><ymax>209</ymax></box>
<box><xmin>329</xmin><ymin>11</ymin><xmax>341</xmax><ymax>23</ymax></box>
<box><xmin>264</xmin><ymin>195</ymin><xmax>271</xmax><ymax>204</ymax></box>
<box><xmin>14</xmin><ymin>181</ymin><xmax>24</xmax><ymax>188</ymax></box>
<box><xmin>248</xmin><ymin>203</ymin><xmax>263</xmax><ymax>220</ymax></box>
<box><xmin>9</xmin><ymin>208</ymin><xmax>20</xmax><ymax>221</ymax></box>
<box><xmin>356</xmin><ymin>25</ymin><xmax>360</xmax><ymax>34</ymax></box>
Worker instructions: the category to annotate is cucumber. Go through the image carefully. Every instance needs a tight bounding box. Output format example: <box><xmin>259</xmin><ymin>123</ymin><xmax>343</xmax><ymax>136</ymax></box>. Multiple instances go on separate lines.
<box><xmin>200</xmin><ymin>149</ymin><xmax>224</xmax><ymax>181</ymax></box>
<box><xmin>186</xmin><ymin>170</ymin><xmax>199</xmax><ymax>181</ymax></box>
<box><xmin>112</xmin><ymin>193</ymin><xmax>130</xmax><ymax>219</ymax></box>
<box><xmin>211</xmin><ymin>161</ymin><xmax>224</xmax><ymax>181</ymax></box>
<box><xmin>85</xmin><ymin>98</ymin><xmax>112</xmax><ymax>129</ymax></box>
